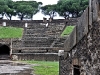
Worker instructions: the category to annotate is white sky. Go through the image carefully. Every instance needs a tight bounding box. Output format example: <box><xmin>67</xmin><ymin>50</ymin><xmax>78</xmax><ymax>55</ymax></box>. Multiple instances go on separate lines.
<box><xmin>12</xmin><ymin>0</ymin><xmax>59</xmax><ymax>5</ymax></box>
<box><xmin>4</xmin><ymin>0</ymin><xmax>64</xmax><ymax>20</ymax></box>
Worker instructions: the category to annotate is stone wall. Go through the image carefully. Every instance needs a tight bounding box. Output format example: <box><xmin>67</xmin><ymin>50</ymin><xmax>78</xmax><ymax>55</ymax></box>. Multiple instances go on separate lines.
<box><xmin>60</xmin><ymin>21</ymin><xmax>100</xmax><ymax>75</ymax></box>
<box><xmin>60</xmin><ymin>0</ymin><xmax>100</xmax><ymax>75</ymax></box>
<box><xmin>64</xmin><ymin>7</ymin><xmax>89</xmax><ymax>52</ymax></box>
<box><xmin>0</xmin><ymin>19</ymin><xmax>66</xmax><ymax>28</ymax></box>
<box><xmin>12</xmin><ymin>53</ymin><xmax>58</xmax><ymax>61</ymax></box>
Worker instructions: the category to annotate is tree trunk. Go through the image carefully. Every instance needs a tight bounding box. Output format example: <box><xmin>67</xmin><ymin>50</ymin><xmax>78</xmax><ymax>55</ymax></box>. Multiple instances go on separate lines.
<box><xmin>76</xmin><ymin>11</ymin><xmax>79</xmax><ymax>17</ymax></box>
<box><xmin>10</xmin><ymin>16</ymin><xmax>12</xmax><ymax>20</ymax></box>
<box><xmin>5</xmin><ymin>13</ymin><xmax>10</xmax><ymax>20</ymax></box>
<box><xmin>21</xmin><ymin>15</ymin><xmax>24</xmax><ymax>20</ymax></box>
<box><xmin>31</xmin><ymin>15</ymin><xmax>33</xmax><ymax>20</ymax></box>
<box><xmin>9</xmin><ymin>15</ymin><xmax>12</xmax><ymax>20</ymax></box>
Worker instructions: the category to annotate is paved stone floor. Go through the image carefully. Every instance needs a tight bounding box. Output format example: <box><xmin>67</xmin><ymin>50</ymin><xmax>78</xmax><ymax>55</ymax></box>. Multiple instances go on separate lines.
<box><xmin>0</xmin><ymin>60</ymin><xmax>34</xmax><ymax>75</ymax></box>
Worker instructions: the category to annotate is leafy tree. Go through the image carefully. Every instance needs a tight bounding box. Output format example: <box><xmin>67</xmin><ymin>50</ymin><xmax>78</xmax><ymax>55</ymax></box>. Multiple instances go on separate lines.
<box><xmin>5</xmin><ymin>0</ymin><xmax>16</xmax><ymax>20</ymax></box>
<box><xmin>0</xmin><ymin>0</ymin><xmax>16</xmax><ymax>20</ymax></box>
<box><xmin>5</xmin><ymin>7</ymin><xmax>16</xmax><ymax>20</ymax></box>
<box><xmin>0</xmin><ymin>0</ymin><xmax>7</xmax><ymax>19</ymax></box>
<box><xmin>56</xmin><ymin>0</ymin><xmax>88</xmax><ymax>18</ymax></box>
<box><xmin>41</xmin><ymin>4</ymin><xmax>57</xmax><ymax>19</ymax></box>
<box><xmin>0</xmin><ymin>0</ymin><xmax>42</xmax><ymax>20</ymax></box>
<box><xmin>14</xmin><ymin>1</ymin><xmax>42</xmax><ymax>20</ymax></box>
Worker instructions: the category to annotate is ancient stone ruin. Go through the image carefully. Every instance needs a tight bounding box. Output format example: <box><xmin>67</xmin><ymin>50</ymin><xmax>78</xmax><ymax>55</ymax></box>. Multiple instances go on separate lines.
<box><xmin>59</xmin><ymin>0</ymin><xmax>100</xmax><ymax>75</ymax></box>
<box><xmin>0</xmin><ymin>18</ymin><xmax>77</xmax><ymax>61</ymax></box>
<box><xmin>0</xmin><ymin>19</ymin><xmax>63</xmax><ymax>60</ymax></box>
<box><xmin>0</xmin><ymin>0</ymin><xmax>99</xmax><ymax>74</ymax></box>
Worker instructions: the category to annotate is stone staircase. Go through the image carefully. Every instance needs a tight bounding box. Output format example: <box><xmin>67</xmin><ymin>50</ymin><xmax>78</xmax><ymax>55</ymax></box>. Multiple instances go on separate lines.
<box><xmin>22</xmin><ymin>23</ymin><xmax>54</xmax><ymax>47</ymax></box>
<box><xmin>11</xmin><ymin>19</ymin><xmax>78</xmax><ymax>54</ymax></box>
<box><xmin>11</xmin><ymin>22</ymin><xmax>66</xmax><ymax>60</ymax></box>
<box><xmin>53</xmin><ymin>37</ymin><xmax>67</xmax><ymax>47</ymax></box>
<box><xmin>15</xmin><ymin>22</ymin><xmax>66</xmax><ymax>53</ymax></box>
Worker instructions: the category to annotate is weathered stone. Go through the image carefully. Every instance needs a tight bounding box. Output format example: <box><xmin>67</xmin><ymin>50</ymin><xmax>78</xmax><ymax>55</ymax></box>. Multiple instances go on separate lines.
<box><xmin>64</xmin><ymin>26</ymin><xmax>76</xmax><ymax>52</ymax></box>
<box><xmin>60</xmin><ymin>0</ymin><xmax>100</xmax><ymax>75</ymax></box>
<box><xmin>12</xmin><ymin>55</ymin><xmax>18</xmax><ymax>61</ymax></box>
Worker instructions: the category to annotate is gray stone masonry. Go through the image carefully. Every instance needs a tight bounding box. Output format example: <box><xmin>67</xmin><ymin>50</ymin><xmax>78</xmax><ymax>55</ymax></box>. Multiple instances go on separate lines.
<box><xmin>60</xmin><ymin>0</ymin><xmax>100</xmax><ymax>75</ymax></box>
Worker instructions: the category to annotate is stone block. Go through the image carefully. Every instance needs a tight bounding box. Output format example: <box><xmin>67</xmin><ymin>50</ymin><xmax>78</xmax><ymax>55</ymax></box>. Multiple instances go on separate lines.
<box><xmin>3</xmin><ymin>22</ymin><xmax>6</xmax><ymax>26</ymax></box>
<box><xmin>58</xmin><ymin>50</ymin><xmax>64</xmax><ymax>56</ymax></box>
<box><xmin>64</xmin><ymin>26</ymin><xmax>76</xmax><ymax>51</ymax></box>
<box><xmin>72</xmin><ymin>58</ymin><xmax>81</xmax><ymax>66</ymax></box>
<box><xmin>12</xmin><ymin>55</ymin><xmax>18</xmax><ymax>61</ymax></box>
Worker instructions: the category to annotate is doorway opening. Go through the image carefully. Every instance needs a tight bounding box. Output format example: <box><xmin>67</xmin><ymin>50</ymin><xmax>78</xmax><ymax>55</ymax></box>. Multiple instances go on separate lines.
<box><xmin>73</xmin><ymin>65</ymin><xmax>80</xmax><ymax>75</ymax></box>
<box><xmin>0</xmin><ymin>44</ymin><xmax>10</xmax><ymax>59</ymax></box>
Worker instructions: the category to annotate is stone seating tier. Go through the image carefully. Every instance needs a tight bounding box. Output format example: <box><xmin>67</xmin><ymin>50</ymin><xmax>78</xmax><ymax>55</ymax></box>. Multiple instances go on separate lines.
<box><xmin>12</xmin><ymin>22</ymin><xmax>66</xmax><ymax>53</ymax></box>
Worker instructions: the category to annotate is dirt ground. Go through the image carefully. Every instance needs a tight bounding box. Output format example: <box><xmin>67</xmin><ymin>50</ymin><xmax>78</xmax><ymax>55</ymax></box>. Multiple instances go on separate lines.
<box><xmin>0</xmin><ymin>60</ymin><xmax>34</xmax><ymax>75</ymax></box>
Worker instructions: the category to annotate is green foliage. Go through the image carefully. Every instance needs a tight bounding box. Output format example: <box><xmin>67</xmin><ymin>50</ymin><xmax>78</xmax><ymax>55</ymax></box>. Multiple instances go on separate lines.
<box><xmin>0</xmin><ymin>26</ymin><xmax>23</xmax><ymax>38</ymax></box>
<box><xmin>57</xmin><ymin>0</ymin><xmax>89</xmax><ymax>18</ymax></box>
<box><xmin>14</xmin><ymin>1</ymin><xmax>42</xmax><ymax>20</ymax></box>
<box><xmin>22</xmin><ymin>60</ymin><xmax>59</xmax><ymax>75</ymax></box>
<box><xmin>0</xmin><ymin>0</ymin><xmax>88</xmax><ymax>20</ymax></box>
<box><xmin>41</xmin><ymin>4</ymin><xmax>57</xmax><ymax>18</ymax></box>
<box><xmin>0</xmin><ymin>0</ymin><xmax>42</xmax><ymax>20</ymax></box>
<box><xmin>0</xmin><ymin>0</ymin><xmax>7</xmax><ymax>18</ymax></box>
<box><xmin>5</xmin><ymin>0</ymin><xmax>16</xmax><ymax>20</ymax></box>
<box><xmin>61</xmin><ymin>26</ymin><xmax>75</xmax><ymax>37</ymax></box>
<box><xmin>0</xmin><ymin>0</ymin><xmax>15</xmax><ymax>20</ymax></box>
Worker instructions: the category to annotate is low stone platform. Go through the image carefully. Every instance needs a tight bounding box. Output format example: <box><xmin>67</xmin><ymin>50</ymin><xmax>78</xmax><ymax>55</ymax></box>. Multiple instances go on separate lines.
<box><xmin>12</xmin><ymin>53</ymin><xmax>58</xmax><ymax>61</ymax></box>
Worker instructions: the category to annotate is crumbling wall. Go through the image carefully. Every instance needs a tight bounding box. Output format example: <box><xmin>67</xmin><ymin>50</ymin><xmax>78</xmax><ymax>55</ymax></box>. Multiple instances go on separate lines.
<box><xmin>60</xmin><ymin>0</ymin><xmax>100</xmax><ymax>75</ymax></box>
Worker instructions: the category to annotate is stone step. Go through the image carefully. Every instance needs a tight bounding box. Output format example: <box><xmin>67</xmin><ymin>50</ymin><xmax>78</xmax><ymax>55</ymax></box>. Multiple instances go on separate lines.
<box><xmin>26</xmin><ymin>30</ymin><xmax>44</xmax><ymax>34</ymax></box>
<box><xmin>22</xmin><ymin>45</ymin><xmax>51</xmax><ymax>47</ymax></box>
<box><xmin>0</xmin><ymin>55</ymin><xmax>10</xmax><ymax>60</ymax></box>
<box><xmin>28</xmin><ymin>24</ymin><xmax>46</xmax><ymax>28</ymax></box>
<box><xmin>22</xmin><ymin>37</ymin><xmax>55</xmax><ymax>41</ymax></box>
<box><xmin>26</xmin><ymin>28</ymin><xmax>45</xmax><ymax>31</ymax></box>
<box><xmin>23</xmin><ymin>34</ymin><xmax>58</xmax><ymax>37</ymax></box>
<box><xmin>12</xmin><ymin>47</ymin><xmax>64</xmax><ymax>51</ymax></box>
<box><xmin>23</xmin><ymin>34</ymin><xmax>47</xmax><ymax>37</ymax></box>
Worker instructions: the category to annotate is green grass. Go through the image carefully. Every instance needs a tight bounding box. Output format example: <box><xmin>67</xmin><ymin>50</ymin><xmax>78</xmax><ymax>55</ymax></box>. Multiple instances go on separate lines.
<box><xmin>22</xmin><ymin>60</ymin><xmax>59</xmax><ymax>75</ymax></box>
<box><xmin>61</xmin><ymin>26</ymin><xmax>75</xmax><ymax>37</ymax></box>
<box><xmin>0</xmin><ymin>26</ymin><xmax>23</xmax><ymax>38</ymax></box>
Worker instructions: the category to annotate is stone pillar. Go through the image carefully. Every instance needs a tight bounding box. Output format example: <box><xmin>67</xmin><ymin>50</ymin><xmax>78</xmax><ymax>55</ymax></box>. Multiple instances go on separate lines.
<box><xmin>89</xmin><ymin>0</ymin><xmax>93</xmax><ymax>25</ymax></box>
<box><xmin>3</xmin><ymin>22</ymin><xmax>6</xmax><ymax>26</ymax></box>
<box><xmin>58</xmin><ymin>50</ymin><xmax>64</xmax><ymax>56</ymax></box>
<box><xmin>58</xmin><ymin>50</ymin><xmax>64</xmax><ymax>75</ymax></box>
<box><xmin>25</xmin><ymin>23</ymin><xmax>28</xmax><ymax>28</ymax></box>
<box><xmin>89</xmin><ymin>0</ymin><xmax>99</xmax><ymax>22</ymax></box>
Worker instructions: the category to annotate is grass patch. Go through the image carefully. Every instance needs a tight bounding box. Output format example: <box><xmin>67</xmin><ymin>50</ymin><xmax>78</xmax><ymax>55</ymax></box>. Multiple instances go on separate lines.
<box><xmin>0</xmin><ymin>26</ymin><xmax>23</xmax><ymax>38</ymax></box>
<box><xmin>22</xmin><ymin>60</ymin><xmax>59</xmax><ymax>75</ymax></box>
<box><xmin>61</xmin><ymin>26</ymin><xmax>75</xmax><ymax>37</ymax></box>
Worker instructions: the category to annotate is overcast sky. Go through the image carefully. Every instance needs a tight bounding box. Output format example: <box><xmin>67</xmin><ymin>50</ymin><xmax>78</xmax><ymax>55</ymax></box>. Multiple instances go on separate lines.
<box><xmin>12</xmin><ymin>0</ymin><xmax>59</xmax><ymax>5</ymax></box>
<box><xmin>4</xmin><ymin>0</ymin><xmax>64</xmax><ymax>20</ymax></box>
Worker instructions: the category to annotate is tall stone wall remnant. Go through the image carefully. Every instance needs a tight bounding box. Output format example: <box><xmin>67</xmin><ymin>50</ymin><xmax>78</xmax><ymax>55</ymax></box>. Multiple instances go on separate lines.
<box><xmin>60</xmin><ymin>0</ymin><xmax>100</xmax><ymax>75</ymax></box>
